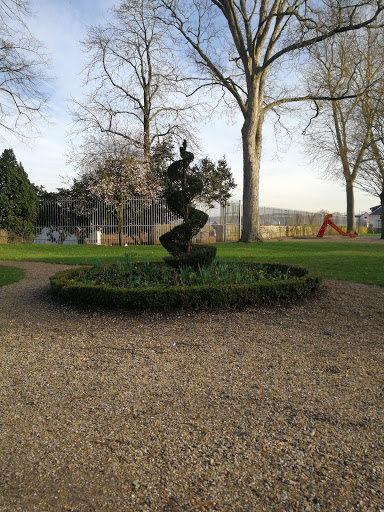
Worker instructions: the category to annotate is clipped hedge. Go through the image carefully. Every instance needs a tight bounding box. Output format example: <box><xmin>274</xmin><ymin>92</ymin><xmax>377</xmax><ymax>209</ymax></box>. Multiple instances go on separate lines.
<box><xmin>163</xmin><ymin>244</ymin><xmax>217</xmax><ymax>270</ymax></box>
<box><xmin>50</xmin><ymin>263</ymin><xmax>321</xmax><ymax>310</ymax></box>
<box><xmin>159</xmin><ymin>140</ymin><xmax>217</xmax><ymax>269</ymax></box>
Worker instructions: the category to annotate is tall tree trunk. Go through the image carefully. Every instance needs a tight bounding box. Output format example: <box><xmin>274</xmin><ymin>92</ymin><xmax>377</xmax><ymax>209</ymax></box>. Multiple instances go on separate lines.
<box><xmin>240</xmin><ymin>113</ymin><xmax>263</xmax><ymax>242</ymax></box>
<box><xmin>346</xmin><ymin>179</ymin><xmax>356</xmax><ymax>233</ymax></box>
<box><xmin>380</xmin><ymin>188</ymin><xmax>384</xmax><ymax>240</ymax></box>
<box><xmin>143</xmin><ymin>115</ymin><xmax>151</xmax><ymax>164</ymax></box>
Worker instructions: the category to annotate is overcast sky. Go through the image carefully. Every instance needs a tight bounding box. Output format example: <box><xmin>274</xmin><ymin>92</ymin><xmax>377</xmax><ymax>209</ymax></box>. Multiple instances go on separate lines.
<box><xmin>5</xmin><ymin>0</ymin><xmax>378</xmax><ymax>214</ymax></box>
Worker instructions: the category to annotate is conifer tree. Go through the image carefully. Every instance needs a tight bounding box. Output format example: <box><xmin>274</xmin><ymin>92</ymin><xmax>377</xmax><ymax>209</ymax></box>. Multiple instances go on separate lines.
<box><xmin>160</xmin><ymin>141</ymin><xmax>217</xmax><ymax>269</ymax></box>
<box><xmin>0</xmin><ymin>148</ymin><xmax>38</xmax><ymax>238</ymax></box>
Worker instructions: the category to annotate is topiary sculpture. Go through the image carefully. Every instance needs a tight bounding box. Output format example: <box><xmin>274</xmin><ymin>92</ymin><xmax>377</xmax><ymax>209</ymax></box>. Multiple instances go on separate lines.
<box><xmin>159</xmin><ymin>140</ymin><xmax>217</xmax><ymax>269</ymax></box>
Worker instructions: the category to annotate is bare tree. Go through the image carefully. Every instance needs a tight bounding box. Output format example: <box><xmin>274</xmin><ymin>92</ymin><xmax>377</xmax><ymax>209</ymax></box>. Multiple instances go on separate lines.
<box><xmin>71</xmin><ymin>0</ymin><xmax>199</xmax><ymax>165</ymax></box>
<box><xmin>158</xmin><ymin>0</ymin><xmax>384</xmax><ymax>241</ymax></box>
<box><xmin>303</xmin><ymin>27</ymin><xmax>384</xmax><ymax>233</ymax></box>
<box><xmin>0</xmin><ymin>0</ymin><xmax>49</xmax><ymax>141</ymax></box>
<box><xmin>356</xmin><ymin>113</ymin><xmax>384</xmax><ymax>238</ymax></box>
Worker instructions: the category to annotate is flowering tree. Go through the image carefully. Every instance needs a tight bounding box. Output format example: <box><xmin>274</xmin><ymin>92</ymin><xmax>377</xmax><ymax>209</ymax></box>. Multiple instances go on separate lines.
<box><xmin>78</xmin><ymin>138</ymin><xmax>161</xmax><ymax>245</ymax></box>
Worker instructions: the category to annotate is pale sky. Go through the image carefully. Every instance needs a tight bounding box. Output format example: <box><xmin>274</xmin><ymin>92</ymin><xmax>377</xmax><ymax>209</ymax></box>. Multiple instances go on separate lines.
<box><xmin>4</xmin><ymin>0</ymin><xmax>378</xmax><ymax>214</ymax></box>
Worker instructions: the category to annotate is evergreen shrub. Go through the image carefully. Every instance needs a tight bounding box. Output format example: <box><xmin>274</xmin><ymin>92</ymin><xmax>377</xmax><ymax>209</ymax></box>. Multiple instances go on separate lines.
<box><xmin>50</xmin><ymin>263</ymin><xmax>321</xmax><ymax>310</ymax></box>
<box><xmin>0</xmin><ymin>149</ymin><xmax>38</xmax><ymax>238</ymax></box>
<box><xmin>159</xmin><ymin>140</ymin><xmax>217</xmax><ymax>269</ymax></box>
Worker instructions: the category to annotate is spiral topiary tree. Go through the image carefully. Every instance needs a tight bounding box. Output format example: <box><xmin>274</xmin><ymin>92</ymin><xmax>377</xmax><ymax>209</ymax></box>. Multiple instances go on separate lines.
<box><xmin>159</xmin><ymin>140</ymin><xmax>217</xmax><ymax>269</ymax></box>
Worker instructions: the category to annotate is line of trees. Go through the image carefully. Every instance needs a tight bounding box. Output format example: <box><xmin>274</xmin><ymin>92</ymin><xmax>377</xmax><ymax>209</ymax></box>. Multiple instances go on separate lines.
<box><xmin>1</xmin><ymin>0</ymin><xmax>383</xmax><ymax>240</ymax></box>
<box><xmin>155</xmin><ymin>0</ymin><xmax>384</xmax><ymax>240</ymax></box>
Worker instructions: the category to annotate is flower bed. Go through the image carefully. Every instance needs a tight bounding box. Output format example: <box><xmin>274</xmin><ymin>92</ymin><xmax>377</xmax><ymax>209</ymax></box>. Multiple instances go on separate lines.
<box><xmin>50</xmin><ymin>259</ymin><xmax>321</xmax><ymax>310</ymax></box>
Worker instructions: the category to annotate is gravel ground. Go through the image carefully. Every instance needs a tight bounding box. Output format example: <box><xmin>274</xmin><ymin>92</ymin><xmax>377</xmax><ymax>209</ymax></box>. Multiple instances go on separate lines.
<box><xmin>0</xmin><ymin>261</ymin><xmax>383</xmax><ymax>512</ymax></box>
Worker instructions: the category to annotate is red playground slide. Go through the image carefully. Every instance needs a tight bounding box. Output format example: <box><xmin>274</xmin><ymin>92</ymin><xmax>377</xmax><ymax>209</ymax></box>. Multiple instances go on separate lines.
<box><xmin>316</xmin><ymin>214</ymin><xmax>356</xmax><ymax>238</ymax></box>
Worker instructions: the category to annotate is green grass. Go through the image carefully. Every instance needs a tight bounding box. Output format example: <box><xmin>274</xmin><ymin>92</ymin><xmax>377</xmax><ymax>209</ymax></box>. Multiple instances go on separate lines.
<box><xmin>0</xmin><ymin>244</ymin><xmax>164</xmax><ymax>265</ymax></box>
<box><xmin>218</xmin><ymin>242</ymin><xmax>384</xmax><ymax>286</ymax></box>
<box><xmin>75</xmin><ymin>259</ymin><xmax>292</xmax><ymax>289</ymax></box>
<box><xmin>0</xmin><ymin>240</ymin><xmax>382</xmax><ymax>286</ymax></box>
<box><xmin>0</xmin><ymin>264</ymin><xmax>25</xmax><ymax>287</ymax></box>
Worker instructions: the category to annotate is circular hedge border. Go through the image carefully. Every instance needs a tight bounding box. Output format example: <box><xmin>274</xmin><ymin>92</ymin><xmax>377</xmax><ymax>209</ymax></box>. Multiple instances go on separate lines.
<box><xmin>50</xmin><ymin>262</ymin><xmax>321</xmax><ymax>310</ymax></box>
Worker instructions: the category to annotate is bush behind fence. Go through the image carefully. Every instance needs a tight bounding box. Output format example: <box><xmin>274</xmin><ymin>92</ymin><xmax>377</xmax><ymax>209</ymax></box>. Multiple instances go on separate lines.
<box><xmin>2</xmin><ymin>198</ymin><xmax>352</xmax><ymax>245</ymax></box>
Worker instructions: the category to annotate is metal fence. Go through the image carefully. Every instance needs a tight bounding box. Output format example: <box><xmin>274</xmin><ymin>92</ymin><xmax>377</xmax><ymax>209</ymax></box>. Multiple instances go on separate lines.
<box><xmin>33</xmin><ymin>197</ymin><xmax>182</xmax><ymax>246</ymax></box>
<box><xmin>31</xmin><ymin>197</ymin><xmax>348</xmax><ymax>245</ymax></box>
<box><xmin>259</xmin><ymin>206</ymin><xmax>347</xmax><ymax>227</ymax></box>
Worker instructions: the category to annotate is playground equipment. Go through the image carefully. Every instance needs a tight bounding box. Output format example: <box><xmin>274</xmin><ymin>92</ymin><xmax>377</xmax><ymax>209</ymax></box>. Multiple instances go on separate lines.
<box><xmin>316</xmin><ymin>214</ymin><xmax>356</xmax><ymax>238</ymax></box>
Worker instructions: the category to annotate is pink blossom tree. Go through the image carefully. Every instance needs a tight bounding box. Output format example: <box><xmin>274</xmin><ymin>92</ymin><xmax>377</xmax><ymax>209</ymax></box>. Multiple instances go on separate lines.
<box><xmin>78</xmin><ymin>137</ymin><xmax>161</xmax><ymax>245</ymax></box>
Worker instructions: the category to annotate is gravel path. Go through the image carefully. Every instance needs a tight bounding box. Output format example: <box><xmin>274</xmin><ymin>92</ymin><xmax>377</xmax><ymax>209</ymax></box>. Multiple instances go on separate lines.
<box><xmin>0</xmin><ymin>261</ymin><xmax>383</xmax><ymax>511</ymax></box>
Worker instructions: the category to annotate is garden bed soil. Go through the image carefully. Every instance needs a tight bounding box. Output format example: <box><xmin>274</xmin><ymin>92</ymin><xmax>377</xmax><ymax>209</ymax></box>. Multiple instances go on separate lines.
<box><xmin>0</xmin><ymin>261</ymin><xmax>383</xmax><ymax>511</ymax></box>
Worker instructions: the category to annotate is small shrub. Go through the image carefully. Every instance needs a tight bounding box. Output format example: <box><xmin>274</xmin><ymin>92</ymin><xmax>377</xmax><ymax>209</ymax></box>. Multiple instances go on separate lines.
<box><xmin>50</xmin><ymin>260</ymin><xmax>321</xmax><ymax>310</ymax></box>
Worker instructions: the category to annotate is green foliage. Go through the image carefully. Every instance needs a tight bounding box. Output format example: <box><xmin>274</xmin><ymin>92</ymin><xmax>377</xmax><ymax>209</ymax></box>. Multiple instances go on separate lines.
<box><xmin>0</xmin><ymin>264</ymin><xmax>25</xmax><ymax>287</ymax></box>
<box><xmin>163</xmin><ymin>244</ymin><xmax>217</xmax><ymax>269</ymax></box>
<box><xmin>35</xmin><ymin>179</ymin><xmax>93</xmax><ymax>201</ymax></box>
<box><xmin>0</xmin><ymin>149</ymin><xmax>38</xmax><ymax>238</ymax></box>
<box><xmin>69</xmin><ymin>257</ymin><xmax>294</xmax><ymax>289</ymax></box>
<box><xmin>151</xmin><ymin>138</ymin><xmax>175</xmax><ymax>182</ymax></box>
<box><xmin>191</xmin><ymin>156</ymin><xmax>236</xmax><ymax>207</ymax></box>
<box><xmin>0</xmin><ymin>240</ymin><xmax>382</xmax><ymax>287</ymax></box>
<box><xmin>50</xmin><ymin>262</ymin><xmax>321</xmax><ymax>310</ymax></box>
<box><xmin>159</xmin><ymin>140</ymin><xmax>217</xmax><ymax>268</ymax></box>
<box><xmin>152</xmin><ymin>138</ymin><xmax>236</xmax><ymax>207</ymax></box>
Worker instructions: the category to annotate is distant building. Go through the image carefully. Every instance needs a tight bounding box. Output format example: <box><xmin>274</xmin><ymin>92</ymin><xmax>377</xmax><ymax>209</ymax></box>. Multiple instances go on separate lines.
<box><xmin>356</xmin><ymin>205</ymin><xmax>382</xmax><ymax>231</ymax></box>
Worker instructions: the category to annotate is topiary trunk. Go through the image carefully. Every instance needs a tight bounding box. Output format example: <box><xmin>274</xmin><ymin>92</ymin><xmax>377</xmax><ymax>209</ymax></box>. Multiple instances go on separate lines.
<box><xmin>159</xmin><ymin>141</ymin><xmax>216</xmax><ymax>269</ymax></box>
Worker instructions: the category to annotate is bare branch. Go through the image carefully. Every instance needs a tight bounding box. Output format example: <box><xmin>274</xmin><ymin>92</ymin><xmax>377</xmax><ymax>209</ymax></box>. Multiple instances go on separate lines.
<box><xmin>158</xmin><ymin>0</ymin><xmax>384</xmax><ymax>241</ymax></box>
<box><xmin>0</xmin><ymin>0</ymin><xmax>50</xmax><ymax>141</ymax></box>
<box><xmin>72</xmin><ymin>0</ymin><xmax>201</xmax><ymax>162</ymax></box>
<box><xmin>301</xmin><ymin>26</ymin><xmax>384</xmax><ymax>231</ymax></box>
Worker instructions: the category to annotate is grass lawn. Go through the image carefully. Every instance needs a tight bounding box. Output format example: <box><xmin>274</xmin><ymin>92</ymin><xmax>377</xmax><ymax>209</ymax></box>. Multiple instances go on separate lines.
<box><xmin>0</xmin><ymin>240</ymin><xmax>382</xmax><ymax>287</ymax></box>
<box><xmin>0</xmin><ymin>264</ymin><xmax>25</xmax><ymax>287</ymax></box>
